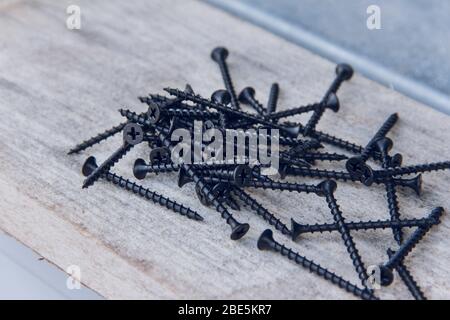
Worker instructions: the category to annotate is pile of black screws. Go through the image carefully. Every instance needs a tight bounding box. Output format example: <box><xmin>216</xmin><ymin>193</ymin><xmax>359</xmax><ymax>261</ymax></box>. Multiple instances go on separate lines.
<box><xmin>69</xmin><ymin>47</ymin><xmax>450</xmax><ymax>300</ymax></box>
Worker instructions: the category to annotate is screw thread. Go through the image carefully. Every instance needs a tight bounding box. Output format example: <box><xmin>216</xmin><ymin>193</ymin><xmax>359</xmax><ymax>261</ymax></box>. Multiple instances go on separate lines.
<box><xmin>300</xmin><ymin>152</ymin><xmax>348</xmax><ymax>162</ymax></box>
<box><xmin>270</xmin><ymin>241</ymin><xmax>376</xmax><ymax>300</ymax></box>
<box><xmin>83</xmin><ymin>143</ymin><xmax>134</xmax><ymax>189</ymax></box>
<box><xmin>232</xmin><ymin>188</ymin><xmax>291</xmax><ymax>235</ymax></box>
<box><xmin>164</xmin><ymin>107</ymin><xmax>219</xmax><ymax>119</ymax></box>
<box><xmin>385</xmin><ymin>181</ymin><xmax>403</xmax><ymax>245</ymax></box>
<box><xmin>120</xmin><ymin>109</ymin><xmax>151</xmax><ymax>127</ymax></box>
<box><xmin>324</xmin><ymin>191</ymin><xmax>371</xmax><ymax>288</ymax></box>
<box><xmin>68</xmin><ymin>122</ymin><xmax>128</xmax><ymax>155</ymax></box>
<box><xmin>248</xmin><ymin>96</ymin><xmax>266</xmax><ymax>115</ymax></box>
<box><xmin>385</xmin><ymin>208</ymin><xmax>444</xmax><ymax>270</ymax></box>
<box><xmin>266</xmin><ymin>83</ymin><xmax>279</xmax><ymax>115</ymax></box>
<box><xmin>102</xmin><ymin>171</ymin><xmax>203</xmax><ymax>221</ymax></box>
<box><xmin>375</xmin><ymin>161</ymin><xmax>450</xmax><ymax>177</ymax></box>
<box><xmin>246</xmin><ymin>180</ymin><xmax>321</xmax><ymax>194</ymax></box>
<box><xmin>143</xmin><ymin>162</ymin><xmax>181</xmax><ymax>174</ymax></box>
<box><xmin>294</xmin><ymin>216</ymin><xmax>435</xmax><ymax>236</ymax></box>
<box><xmin>217</xmin><ymin>62</ymin><xmax>240</xmax><ymax>110</ymax></box>
<box><xmin>303</xmin><ymin>106</ymin><xmax>326</xmax><ymax>136</ymax></box>
<box><xmin>268</xmin><ymin>102</ymin><xmax>323</xmax><ymax>120</ymax></box>
<box><xmin>360</xmin><ymin>113</ymin><xmax>398</xmax><ymax>161</ymax></box>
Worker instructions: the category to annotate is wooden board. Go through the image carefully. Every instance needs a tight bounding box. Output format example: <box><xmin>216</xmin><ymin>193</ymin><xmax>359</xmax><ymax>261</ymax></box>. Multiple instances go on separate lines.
<box><xmin>0</xmin><ymin>0</ymin><xmax>449</xmax><ymax>299</ymax></box>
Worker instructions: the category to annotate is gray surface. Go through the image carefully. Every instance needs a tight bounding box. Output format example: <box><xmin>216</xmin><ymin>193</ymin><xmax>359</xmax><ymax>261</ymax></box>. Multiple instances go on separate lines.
<box><xmin>0</xmin><ymin>230</ymin><xmax>102</xmax><ymax>299</ymax></box>
<box><xmin>206</xmin><ymin>0</ymin><xmax>450</xmax><ymax>114</ymax></box>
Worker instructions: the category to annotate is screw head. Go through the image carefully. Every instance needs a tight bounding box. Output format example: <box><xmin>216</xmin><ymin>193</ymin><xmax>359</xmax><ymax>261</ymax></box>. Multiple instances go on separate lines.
<box><xmin>230</xmin><ymin>222</ymin><xmax>250</xmax><ymax>240</ymax></box>
<box><xmin>346</xmin><ymin>157</ymin><xmax>374</xmax><ymax>183</ymax></box>
<box><xmin>317</xmin><ymin>180</ymin><xmax>338</xmax><ymax>197</ymax></box>
<box><xmin>336</xmin><ymin>63</ymin><xmax>354</xmax><ymax>81</ymax></box>
<box><xmin>389</xmin><ymin>153</ymin><xmax>403</xmax><ymax>168</ymax></box>
<box><xmin>123</xmin><ymin>123</ymin><xmax>144</xmax><ymax>145</ymax></box>
<box><xmin>257</xmin><ymin>229</ymin><xmax>275</xmax><ymax>250</ymax></box>
<box><xmin>211</xmin><ymin>89</ymin><xmax>231</xmax><ymax>105</ymax></box>
<box><xmin>325</xmin><ymin>93</ymin><xmax>340</xmax><ymax>112</ymax></box>
<box><xmin>238</xmin><ymin>87</ymin><xmax>255</xmax><ymax>104</ymax></box>
<box><xmin>211</xmin><ymin>47</ymin><xmax>229</xmax><ymax>63</ymax></box>
<box><xmin>177</xmin><ymin>167</ymin><xmax>192</xmax><ymax>187</ymax></box>
<box><xmin>378</xmin><ymin>265</ymin><xmax>394</xmax><ymax>287</ymax></box>
<box><xmin>133</xmin><ymin>158</ymin><xmax>148</xmax><ymax>180</ymax></box>
<box><xmin>375</xmin><ymin>137</ymin><xmax>393</xmax><ymax>155</ymax></box>
<box><xmin>82</xmin><ymin>156</ymin><xmax>98</xmax><ymax>177</ymax></box>
<box><xmin>147</xmin><ymin>102</ymin><xmax>161</xmax><ymax>124</ymax></box>
<box><xmin>150</xmin><ymin>147</ymin><xmax>171</xmax><ymax>164</ymax></box>
<box><xmin>233</xmin><ymin>165</ymin><xmax>252</xmax><ymax>187</ymax></box>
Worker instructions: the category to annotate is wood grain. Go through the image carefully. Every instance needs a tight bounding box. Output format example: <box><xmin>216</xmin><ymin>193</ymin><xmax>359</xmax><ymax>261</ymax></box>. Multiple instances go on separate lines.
<box><xmin>0</xmin><ymin>0</ymin><xmax>449</xmax><ymax>299</ymax></box>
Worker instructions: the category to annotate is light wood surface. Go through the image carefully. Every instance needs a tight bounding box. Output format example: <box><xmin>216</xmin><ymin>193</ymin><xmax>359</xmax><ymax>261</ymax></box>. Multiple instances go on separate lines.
<box><xmin>0</xmin><ymin>0</ymin><xmax>449</xmax><ymax>299</ymax></box>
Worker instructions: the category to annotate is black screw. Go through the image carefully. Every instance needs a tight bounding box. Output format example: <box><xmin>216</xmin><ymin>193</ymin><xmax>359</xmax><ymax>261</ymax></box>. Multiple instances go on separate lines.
<box><xmin>244</xmin><ymin>179</ymin><xmax>322</xmax><ymax>195</ymax></box>
<box><xmin>231</xmin><ymin>187</ymin><xmax>291</xmax><ymax>236</ymax></box>
<box><xmin>303</xmin><ymin>63</ymin><xmax>353</xmax><ymax>135</ymax></box>
<box><xmin>164</xmin><ymin>88</ymin><xmax>301</xmax><ymax>137</ymax></box>
<box><xmin>374</xmin><ymin>137</ymin><xmax>404</xmax><ymax>245</ymax></box>
<box><xmin>68</xmin><ymin>121</ymin><xmax>128</xmax><ymax>155</ymax></box>
<box><xmin>293</xmin><ymin>151</ymin><xmax>348</xmax><ymax>163</ymax></box>
<box><xmin>345</xmin><ymin>113</ymin><xmax>399</xmax><ymax>184</ymax></box>
<box><xmin>149</xmin><ymin>146</ymin><xmax>171</xmax><ymax>164</ymax></box>
<box><xmin>197</xmin><ymin>165</ymin><xmax>253</xmax><ymax>187</ymax></box>
<box><xmin>82</xmin><ymin>123</ymin><xmax>143</xmax><ymax>189</ymax></box>
<box><xmin>238</xmin><ymin>87</ymin><xmax>266</xmax><ymax>116</ymax></box>
<box><xmin>387</xmin><ymin>249</ymin><xmax>427</xmax><ymax>300</ymax></box>
<box><xmin>291</xmin><ymin>215</ymin><xmax>438</xmax><ymax>240</ymax></box>
<box><xmin>319</xmin><ymin>180</ymin><xmax>372</xmax><ymax>290</ymax></box>
<box><xmin>211</xmin><ymin>47</ymin><xmax>240</xmax><ymax>110</ymax></box>
<box><xmin>379</xmin><ymin>207</ymin><xmax>444</xmax><ymax>286</ymax></box>
<box><xmin>266</xmin><ymin>83</ymin><xmax>279</xmax><ymax>116</ymax></box>
<box><xmin>373</xmin><ymin>161</ymin><xmax>450</xmax><ymax>178</ymax></box>
<box><xmin>82</xmin><ymin>156</ymin><xmax>203</xmax><ymax>221</ymax></box>
<box><xmin>133</xmin><ymin>159</ymin><xmax>180</xmax><ymax>179</ymax></box>
<box><xmin>257</xmin><ymin>229</ymin><xmax>377</xmax><ymax>300</ymax></box>
<box><xmin>268</xmin><ymin>93</ymin><xmax>339</xmax><ymax>122</ymax></box>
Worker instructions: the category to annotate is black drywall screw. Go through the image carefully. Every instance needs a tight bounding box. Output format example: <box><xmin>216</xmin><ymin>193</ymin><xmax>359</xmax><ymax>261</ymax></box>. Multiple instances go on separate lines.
<box><xmin>164</xmin><ymin>88</ymin><xmax>301</xmax><ymax>137</ymax></box>
<box><xmin>149</xmin><ymin>147</ymin><xmax>171</xmax><ymax>164</ymax></box>
<box><xmin>373</xmin><ymin>161</ymin><xmax>450</xmax><ymax>178</ymax></box>
<box><xmin>379</xmin><ymin>207</ymin><xmax>444</xmax><ymax>286</ymax></box>
<box><xmin>244</xmin><ymin>179</ymin><xmax>322</xmax><ymax>195</ymax></box>
<box><xmin>158</xmin><ymin>127</ymin><xmax>250</xmax><ymax>240</ymax></box>
<box><xmin>257</xmin><ymin>229</ymin><xmax>377</xmax><ymax>300</ymax></box>
<box><xmin>287</xmin><ymin>139</ymin><xmax>323</xmax><ymax>156</ymax></box>
<box><xmin>68</xmin><ymin>121</ymin><xmax>128</xmax><ymax>155</ymax></box>
<box><xmin>211</xmin><ymin>47</ymin><xmax>240</xmax><ymax>110</ymax></box>
<box><xmin>290</xmin><ymin>216</ymin><xmax>438</xmax><ymax>240</ymax></box>
<box><xmin>375</xmin><ymin>137</ymin><xmax>403</xmax><ymax>245</ymax></box>
<box><xmin>133</xmin><ymin>159</ymin><xmax>180</xmax><ymax>179</ymax></box>
<box><xmin>283</xmin><ymin>166</ymin><xmax>422</xmax><ymax>192</ymax></box>
<box><xmin>266</xmin><ymin>83</ymin><xmax>279</xmax><ymax>116</ymax></box>
<box><xmin>303</xmin><ymin>63</ymin><xmax>353</xmax><ymax>135</ymax></box>
<box><xmin>345</xmin><ymin>113</ymin><xmax>399</xmax><ymax>184</ymax></box>
<box><xmin>82</xmin><ymin>123</ymin><xmax>144</xmax><ymax>189</ymax></box>
<box><xmin>319</xmin><ymin>180</ymin><xmax>372</xmax><ymax>289</ymax></box>
<box><xmin>238</xmin><ymin>87</ymin><xmax>266</xmax><ymax>115</ymax></box>
<box><xmin>231</xmin><ymin>187</ymin><xmax>291</xmax><ymax>236</ymax></box>
<box><xmin>82</xmin><ymin>156</ymin><xmax>203</xmax><ymax>221</ymax></box>
<box><xmin>387</xmin><ymin>249</ymin><xmax>427</xmax><ymax>300</ymax></box>
<box><xmin>295</xmin><ymin>152</ymin><xmax>348</xmax><ymax>162</ymax></box>
<box><xmin>268</xmin><ymin>93</ymin><xmax>339</xmax><ymax>122</ymax></box>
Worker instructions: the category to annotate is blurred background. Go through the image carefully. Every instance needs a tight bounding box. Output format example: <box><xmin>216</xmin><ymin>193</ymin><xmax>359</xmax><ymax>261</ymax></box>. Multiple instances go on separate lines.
<box><xmin>206</xmin><ymin>0</ymin><xmax>450</xmax><ymax>115</ymax></box>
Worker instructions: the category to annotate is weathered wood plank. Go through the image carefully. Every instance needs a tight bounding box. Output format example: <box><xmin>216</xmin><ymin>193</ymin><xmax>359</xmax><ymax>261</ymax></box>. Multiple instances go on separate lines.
<box><xmin>0</xmin><ymin>0</ymin><xmax>449</xmax><ymax>299</ymax></box>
